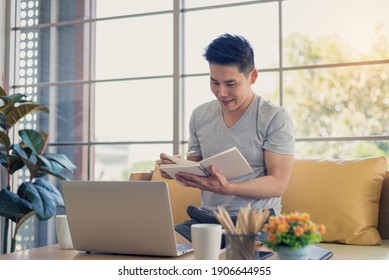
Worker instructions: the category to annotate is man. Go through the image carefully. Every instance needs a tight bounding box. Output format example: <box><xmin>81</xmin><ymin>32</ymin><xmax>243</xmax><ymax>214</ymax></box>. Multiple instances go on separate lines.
<box><xmin>160</xmin><ymin>33</ymin><xmax>295</xmax><ymax>243</ymax></box>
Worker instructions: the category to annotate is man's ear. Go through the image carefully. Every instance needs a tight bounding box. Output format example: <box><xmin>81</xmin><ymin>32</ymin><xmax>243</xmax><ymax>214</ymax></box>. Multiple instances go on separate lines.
<box><xmin>250</xmin><ymin>68</ymin><xmax>258</xmax><ymax>84</ymax></box>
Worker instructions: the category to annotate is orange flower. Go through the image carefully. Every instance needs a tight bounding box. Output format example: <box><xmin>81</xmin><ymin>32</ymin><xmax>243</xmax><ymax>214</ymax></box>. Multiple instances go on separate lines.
<box><xmin>300</xmin><ymin>212</ymin><xmax>310</xmax><ymax>222</ymax></box>
<box><xmin>309</xmin><ymin>223</ymin><xmax>317</xmax><ymax>232</ymax></box>
<box><xmin>293</xmin><ymin>226</ymin><xmax>305</xmax><ymax>237</ymax></box>
<box><xmin>318</xmin><ymin>224</ymin><xmax>326</xmax><ymax>234</ymax></box>
<box><xmin>286</xmin><ymin>212</ymin><xmax>297</xmax><ymax>222</ymax></box>
<box><xmin>277</xmin><ymin>221</ymin><xmax>290</xmax><ymax>233</ymax></box>
<box><xmin>267</xmin><ymin>233</ymin><xmax>277</xmax><ymax>244</ymax></box>
<box><xmin>263</xmin><ymin>211</ymin><xmax>326</xmax><ymax>251</ymax></box>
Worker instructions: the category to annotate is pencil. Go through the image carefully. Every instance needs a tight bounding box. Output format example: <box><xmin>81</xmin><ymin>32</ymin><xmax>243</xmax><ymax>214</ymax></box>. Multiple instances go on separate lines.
<box><xmin>173</xmin><ymin>151</ymin><xmax>196</xmax><ymax>158</ymax></box>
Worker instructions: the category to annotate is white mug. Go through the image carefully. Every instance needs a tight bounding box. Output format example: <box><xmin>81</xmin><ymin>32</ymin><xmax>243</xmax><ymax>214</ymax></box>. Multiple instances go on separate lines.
<box><xmin>191</xmin><ymin>224</ymin><xmax>222</xmax><ymax>260</ymax></box>
<box><xmin>56</xmin><ymin>215</ymin><xmax>73</xmax><ymax>250</ymax></box>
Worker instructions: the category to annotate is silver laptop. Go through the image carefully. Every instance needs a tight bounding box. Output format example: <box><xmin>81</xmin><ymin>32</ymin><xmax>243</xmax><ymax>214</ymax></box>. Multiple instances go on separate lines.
<box><xmin>61</xmin><ymin>180</ymin><xmax>193</xmax><ymax>257</ymax></box>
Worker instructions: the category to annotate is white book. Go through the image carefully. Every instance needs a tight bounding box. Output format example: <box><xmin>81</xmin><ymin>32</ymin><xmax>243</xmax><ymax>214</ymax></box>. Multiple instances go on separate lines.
<box><xmin>160</xmin><ymin>147</ymin><xmax>253</xmax><ymax>179</ymax></box>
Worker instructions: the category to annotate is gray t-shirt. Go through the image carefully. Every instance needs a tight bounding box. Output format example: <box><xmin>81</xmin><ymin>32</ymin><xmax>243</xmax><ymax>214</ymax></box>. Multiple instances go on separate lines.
<box><xmin>188</xmin><ymin>94</ymin><xmax>295</xmax><ymax>215</ymax></box>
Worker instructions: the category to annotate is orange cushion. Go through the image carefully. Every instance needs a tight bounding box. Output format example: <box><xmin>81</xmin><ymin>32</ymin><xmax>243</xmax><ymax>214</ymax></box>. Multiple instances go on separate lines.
<box><xmin>282</xmin><ymin>156</ymin><xmax>387</xmax><ymax>245</ymax></box>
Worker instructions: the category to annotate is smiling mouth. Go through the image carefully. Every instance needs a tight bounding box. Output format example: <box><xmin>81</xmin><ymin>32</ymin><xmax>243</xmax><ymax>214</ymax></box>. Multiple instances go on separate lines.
<box><xmin>220</xmin><ymin>98</ymin><xmax>234</xmax><ymax>105</ymax></box>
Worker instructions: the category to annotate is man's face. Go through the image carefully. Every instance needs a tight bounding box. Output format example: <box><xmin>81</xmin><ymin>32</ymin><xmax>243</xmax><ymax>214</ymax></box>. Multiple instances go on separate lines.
<box><xmin>209</xmin><ymin>64</ymin><xmax>257</xmax><ymax>113</ymax></box>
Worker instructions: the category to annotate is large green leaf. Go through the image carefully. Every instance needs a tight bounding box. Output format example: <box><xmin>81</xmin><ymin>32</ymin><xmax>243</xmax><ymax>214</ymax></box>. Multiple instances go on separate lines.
<box><xmin>0</xmin><ymin>93</ymin><xmax>28</xmax><ymax>103</ymax></box>
<box><xmin>0</xmin><ymin>86</ymin><xmax>6</xmax><ymax>96</ymax></box>
<box><xmin>0</xmin><ymin>113</ymin><xmax>6</xmax><ymax>130</ymax></box>
<box><xmin>11</xmin><ymin>143</ymin><xmax>32</xmax><ymax>161</ymax></box>
<box><xmin>0</xmin><ymin>154</ymin><xmax>7</xmax><ymax>166</ymax></box>
<box><xmin>6</xmin><ymin>104</ymin><xmax>49</xmax><ymax>129</ymax></box>
<box><xmin>36</xmin><ymin>154</ymin><xmax>52</xmax><ymax>170</ymax></box>
<box><xmin>33</xmin><ymin>165</ymin><xmax>69</xmax><ymax>180</ymax></box>
<box><xmin>11</xmin><ymin>144</ymin><xmax>34</xmax><ymax>175</ymax></box>
<box><xmin>20</xmin><ymin>155</ymin><xmax>69</xmax><ymax>180</ymax></box>
<box><xmin>33</xmin><ymin>178</ymin><xmax>64</xmax><ymax>207</ymax></box>
<box><xmin>0</xmin><ymin>94</ymin><xmax>29</xmax><ymax>116</ymax></box>
<box><xmin>19</xmin><ymin>129</ymin><xmax>45</xmax><ymax>155</ymax></box>
<box><xmin>11</xmin><ymin>144</ymin><xmax>43</xmax><ymax>177</ymax></box>
<box><xmin>43</xmin><ymin>153</ymin><xmax>76</xmax><ymax>171</ymax></box>
<box><xmin>0</xmin><ymin>154</ymin><xmax>25</xmax><ymax>174</ymax></box>
<box><xmin>0</xmin><ymin>188</ymin><xmax>33</xmax><ymax>222</ymax></box>
<box><xmin>0</xmin><ymin>130</ymin><xmax>10</xmax><ymax>148</ymax></box>
<box><xmin>11</xmin><ymin>146</ymin><xmax>70</xmax><ymax>180</ymax></box>
<box><xmin>35</xmin><ymin>155</ymin><xmax>72</xmax><ymax>179</ymax></box>
<box><xmin>20</xmin><ymin>156</ymin><xmax>39</xmax><ymax>174</ymax></box>
<box><xmin>17</xmin><ymin>182</ymin><xmax>56</xmax><ymax>220</ymax></box>
<box><xmin>37</xmin><ymin>154</ymin><xmax>63</xmax><ymax>173</ymax></box>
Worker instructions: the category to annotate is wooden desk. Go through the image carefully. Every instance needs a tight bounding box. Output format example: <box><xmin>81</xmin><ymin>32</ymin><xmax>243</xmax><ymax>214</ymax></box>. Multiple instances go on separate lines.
<box><xmin>0</xmin><ymin>243</ymin><xmax>329</xmax><ymax>260</ymax></box>
<box><xmin>3</xmin><ymin>242</ymin><xmax>387</xmax><ymax>260</ymax></box>
<box><xmin>0</xmin><ymin>244</ymin><xmax>199</xmax><ymax>260</ymax></box>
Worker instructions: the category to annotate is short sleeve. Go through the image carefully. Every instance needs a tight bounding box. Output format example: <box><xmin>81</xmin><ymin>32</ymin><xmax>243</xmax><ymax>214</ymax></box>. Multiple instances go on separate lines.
<box><xmin>263</xmin><ymin>109</ymin><xmax>295</xmax><ymax>155</ymax></box>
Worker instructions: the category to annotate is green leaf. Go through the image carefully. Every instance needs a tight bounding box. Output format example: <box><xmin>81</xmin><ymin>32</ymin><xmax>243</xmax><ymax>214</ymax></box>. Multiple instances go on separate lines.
<box><xmin>13</xmin><ymin>148</ymin><xmax>71</xmax><ymax>180</ymax></box>
<box><xmin>19</xmin><ymin>129</ymin><xmax>45</xmax><ymax>155</ymax></box>
<box><xmin>0</xmin><ymin>113</ymin><xmax>6</xmax><ymax>130</ymax></box>
<box><xmin>36</xmin><ymin>154</ymin><xmax>52</xmax><ymax>170</ymax></box>
<box><xmin>0</xmin><ymin>154</ymin><xmax>7</xmax><ymax>167</ymax></box>
<box><xmin>0</xmin><ymin>154</ymin><xmax>25</xmax><ymax>174</ymax></box>
<box><xmin>19</xmin><ymin>155</ymin><xmax>69</xmax><ymax>180</ymax></box>
<box><xmin>0</xmin><ymin>93</ymin><xmax>28</xmax><ymax>103</ymax></box>
<box><xmin>37</xmin><ymin>154</ymin><xmax>66</xmax><ymax>174</ymax></box>
<box><xmin>11</xmin><ymin>145</ymin><xmax>40</xmax><ymax>176</ymax></box>
<box><xmin>0</xmin><ymin>188</ymin><xmax>33</xmax><ymax>222</ymax></box>
<box><xmin>43</xmin><ymin>153</ymin><xmax>76</xmax><ymax>171</ymax></box>
<box><xmin>0</xmin><ymin>130</ymin><xmax>10</xmax><ymax>148</ymax></box>
<box><xmin>0</xmin><ymin>94</ymin><xmax>29</xmax><ymax>116</ymax></box>
<box><xmin>35</xmin><ymin>156</ymin><xmax>73</xmax><ymax>179</ymax></box>
<box><xmin>0</xmin><ymin>86</ymin><xmax>6</xmax><ymax>96</ymax></box>
<box><xmin>20</xmin><ymin>156</ymin><xmax>38</xmax><ymax>174</ymax></box>
<box><xmin>34</xmin><ymin>166</ymin><xmax>69</xmax><ymax>181</ymax></box>
<box><xmin>6</xmin><ymin>104</ymin><xmax>49</xmax><ymax>129</ymax></box>
<box><xmin>33</xmin><ymin>178</ymin><xmax>64</xmax><ymax>207</ymax></box>
<box><xmin>11</xmin><ymin>143</ymin><xmax>31</xmax><ymax>161</ymax></box>
<box><xmin>9</xmin><ymin>160</ymin><xmax>26</xmax><ymax>174</ymax></box>
<box><xmin>17</xmin><ymin>182</ymin><xmax>56</xmax><ymax>221</ymax></box>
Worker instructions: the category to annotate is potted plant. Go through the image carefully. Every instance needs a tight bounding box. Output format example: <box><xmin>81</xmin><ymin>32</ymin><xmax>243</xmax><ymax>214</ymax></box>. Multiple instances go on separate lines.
<box><xmin>263</xmin><ymin>212</ymin><xmax>326</xmax><ymax>259</ymax></box>
<box><xmin>0</xmin><ymin>84</ymin><xmax>76</xmax><ymax>254</ymax></box>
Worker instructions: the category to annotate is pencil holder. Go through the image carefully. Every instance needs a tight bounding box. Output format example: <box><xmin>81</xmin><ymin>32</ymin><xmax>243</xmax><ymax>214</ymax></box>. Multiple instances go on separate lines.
<box><xmin>224</xmin><ymin>233</ymin><xmax>260</xmax><ymax>260</ymax></box>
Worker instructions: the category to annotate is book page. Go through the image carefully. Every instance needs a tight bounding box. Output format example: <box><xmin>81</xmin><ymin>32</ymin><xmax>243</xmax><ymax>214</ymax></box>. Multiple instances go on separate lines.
<box><xmin>199</xmin><ymin>147</ymin><xmax>253</xmax><ymax>179</ymax></box>
<box><xmin>160</xmin><ymin>147</ymin><xmax>253</xmax><ymax>180</ymax></box>
<box><xmin>163</xmin><ymin>154</ymin><xmax>194</xmax><ymax>165</ymax></box>
<box><xmin>159</xmin><ymin>163</ymin><xmax>207</xmax><ymax>179</ymax></box>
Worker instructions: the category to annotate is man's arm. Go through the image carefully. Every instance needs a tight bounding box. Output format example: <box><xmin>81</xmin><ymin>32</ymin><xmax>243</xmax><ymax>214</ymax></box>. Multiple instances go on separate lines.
<box><xmin>230</xmin><ymin>150</ymin><xmax>294</xmax><ymax>198</ymax></box>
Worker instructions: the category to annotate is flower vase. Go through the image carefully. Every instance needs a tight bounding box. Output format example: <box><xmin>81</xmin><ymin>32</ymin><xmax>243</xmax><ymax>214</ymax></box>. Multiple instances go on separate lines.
<box><xmin>277</xmin><ymin>245</ymin><xmax>311</xmax><ymax>260</ymax></box>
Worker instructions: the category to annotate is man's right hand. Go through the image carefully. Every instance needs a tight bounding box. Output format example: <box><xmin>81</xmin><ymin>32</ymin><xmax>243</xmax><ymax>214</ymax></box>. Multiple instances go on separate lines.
<box><xmin>157</xmin><ymin>153</ymin><xmax>176</xmax><ymax>180</ymax></box>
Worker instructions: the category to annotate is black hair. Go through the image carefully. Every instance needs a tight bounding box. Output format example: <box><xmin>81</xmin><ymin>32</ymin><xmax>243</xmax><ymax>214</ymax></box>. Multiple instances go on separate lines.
<box><xmin>203</xmin><ymin>33</ymin><xmax>255</xmax><ymax>76</ymax></box>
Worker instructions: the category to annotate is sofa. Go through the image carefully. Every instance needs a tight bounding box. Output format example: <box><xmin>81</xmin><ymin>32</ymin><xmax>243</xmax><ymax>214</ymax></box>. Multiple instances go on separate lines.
<box><xmin>130</xmin><ymin>156</ymin><xmax>389</xmax><ymax>260</ymax></box>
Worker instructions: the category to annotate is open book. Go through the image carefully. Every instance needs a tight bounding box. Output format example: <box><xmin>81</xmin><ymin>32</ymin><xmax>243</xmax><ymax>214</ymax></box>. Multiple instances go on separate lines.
<box><xmin>160</xmin><ymin>147</ymin><xmax>253</xmax><ymax>179</ymax></box>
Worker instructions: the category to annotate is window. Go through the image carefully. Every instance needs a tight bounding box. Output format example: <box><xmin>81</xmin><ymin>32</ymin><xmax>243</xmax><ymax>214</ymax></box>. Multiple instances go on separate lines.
<box><xmin>282</xmin><ymin>0</ymin><xmax>389</xmax><ymax>158</ymax></box>
<box><xmin>3</xmin><ymin>0</ymin><xmax>389</xmax><ymax>250</ymax></box>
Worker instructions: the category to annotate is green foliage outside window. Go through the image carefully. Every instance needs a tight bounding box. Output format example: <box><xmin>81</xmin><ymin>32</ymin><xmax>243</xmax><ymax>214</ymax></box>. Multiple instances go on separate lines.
<box><xmin>283</xmin><ymin>26</ymin><xmax>389</xmax><ymax>161</ymax></box>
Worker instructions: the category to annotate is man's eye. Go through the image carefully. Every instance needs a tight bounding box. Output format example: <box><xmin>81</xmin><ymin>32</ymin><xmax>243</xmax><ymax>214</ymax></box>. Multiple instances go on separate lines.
<box><xmin>227</xmin><ymin>83</ymin><xmax>236</xmax><ymax>87</ymax></box>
